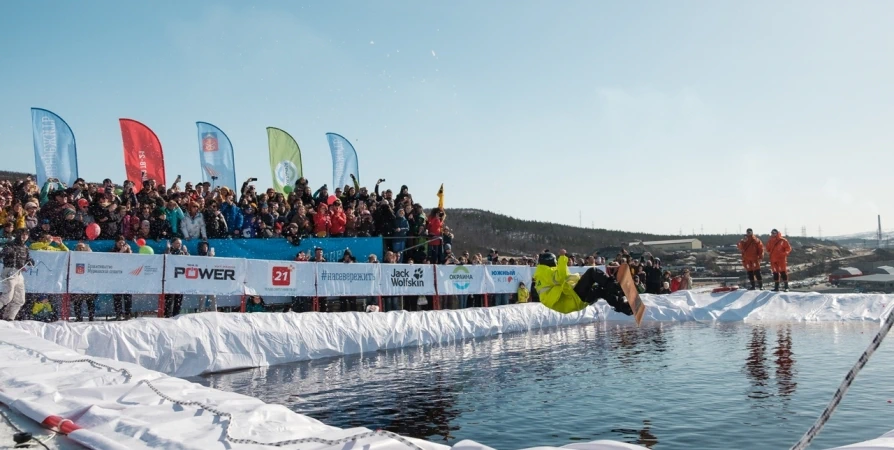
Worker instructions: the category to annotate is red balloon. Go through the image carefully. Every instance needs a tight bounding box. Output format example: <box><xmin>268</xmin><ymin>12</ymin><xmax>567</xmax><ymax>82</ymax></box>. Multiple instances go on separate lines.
<box><xmin>327</xmin><ymin>195</ymin><xmax>337</xmax><ymax>205</ymax></box>
<box><xmin>135</xmin><ymin>238</ymin><xmax>146</xmax><ymax>247</ymax></box>
<box><xmin>85</xmin><ymin>223</ymin><xmax>101</xmax><ymax>241</ymax></box>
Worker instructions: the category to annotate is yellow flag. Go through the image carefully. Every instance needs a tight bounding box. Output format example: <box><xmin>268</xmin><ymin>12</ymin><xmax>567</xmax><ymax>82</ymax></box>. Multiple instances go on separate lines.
<box><xmin>437</xmin><ymin>183</ymin><xmax>444</xmax><ymax>209</ymax></box>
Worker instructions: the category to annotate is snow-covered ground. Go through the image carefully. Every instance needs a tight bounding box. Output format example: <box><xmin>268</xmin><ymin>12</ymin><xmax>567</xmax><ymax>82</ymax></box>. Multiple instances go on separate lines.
<box><xmin>8</xmin><ymin>291</ymin><xmax>892</xmax><ymax>378</ymax></box>
<box><xmin>2</xmin><ymin>292</ymin><xmax>894</xmax><ymax>450</ymax></box>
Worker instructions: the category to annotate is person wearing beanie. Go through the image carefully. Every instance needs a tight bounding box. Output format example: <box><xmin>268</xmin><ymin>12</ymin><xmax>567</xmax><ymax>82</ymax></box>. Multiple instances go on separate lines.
<box><xmin>737</xmin><ymin>228</ymin><xmax>765</xmax><ymax>290</ymax></box>
<box><xmin>767</xmin><ymin>229</ymin><xmax>792</xmax><ymax>291</ymax></box>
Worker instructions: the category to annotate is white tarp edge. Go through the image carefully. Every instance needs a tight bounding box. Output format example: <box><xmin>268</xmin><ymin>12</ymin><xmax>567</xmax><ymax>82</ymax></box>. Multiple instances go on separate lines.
<box><xmin>9</xmin><ymin>291</ymin><xmax>893</xmax><ymax>379</ymax></box>
<box><xmin>0</xmin><ymin>324</ymin><xmax>655</xmax><ymax>450</ymax></box>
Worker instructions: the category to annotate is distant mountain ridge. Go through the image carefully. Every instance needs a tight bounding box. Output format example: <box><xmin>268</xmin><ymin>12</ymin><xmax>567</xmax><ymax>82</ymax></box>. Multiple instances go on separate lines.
<box><xmin>444</xmin><ymin>208</ymin><xmax>833</xmax><ymax>256</ymax></box>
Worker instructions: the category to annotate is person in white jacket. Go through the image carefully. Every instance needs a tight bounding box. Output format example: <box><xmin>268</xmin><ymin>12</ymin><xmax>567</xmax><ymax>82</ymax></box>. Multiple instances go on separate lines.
<box><xmin>180</xmin><ymin>202</ymin><xmax>207</xmax><ymax>240</ymax></box>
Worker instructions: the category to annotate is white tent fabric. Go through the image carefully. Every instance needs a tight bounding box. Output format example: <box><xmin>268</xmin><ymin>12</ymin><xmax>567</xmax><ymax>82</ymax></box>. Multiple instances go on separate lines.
<box><xmin>9</xmin><ymin>291</ymin><xmax>892</xmax><ymax>378</ymax></box>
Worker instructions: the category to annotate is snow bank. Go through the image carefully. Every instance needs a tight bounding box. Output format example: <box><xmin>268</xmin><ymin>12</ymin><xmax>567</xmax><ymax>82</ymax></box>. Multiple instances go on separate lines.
<box><xmin>8</xmin><ymin>291</ymin><xmax>893</xmax><ymax>379</ymax></box>
<box><xmin>0</xmin><ymin>324</ymin><xmax>650</xmax><ymax>450</ymax></box>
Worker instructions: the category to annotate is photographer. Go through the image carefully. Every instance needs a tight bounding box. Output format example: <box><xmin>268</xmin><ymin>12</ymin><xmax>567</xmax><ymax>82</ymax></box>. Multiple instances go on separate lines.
<box><xmin>0</xmin><ymin>229</ymin><xmax>32</xmax><ymax>320</ymax></box>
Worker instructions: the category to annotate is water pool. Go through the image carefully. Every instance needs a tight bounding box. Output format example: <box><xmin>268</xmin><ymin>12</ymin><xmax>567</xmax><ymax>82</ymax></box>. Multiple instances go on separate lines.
<box><xmin>190</xmin><ymin>322</ymin><xmax>894</xmax><ymax>449</ymax></box>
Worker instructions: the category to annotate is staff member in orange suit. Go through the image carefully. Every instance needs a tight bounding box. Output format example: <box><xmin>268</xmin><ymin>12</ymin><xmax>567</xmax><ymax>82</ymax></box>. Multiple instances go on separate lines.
<box><xmin>737</xmin><ymin>228</ymin><xmax>765</xmax><ymax>290</ymax></box>
<box><xmin>767</xmin><ymin>228</ymin><xmax>792</xmax><ymax>292</ymax></box>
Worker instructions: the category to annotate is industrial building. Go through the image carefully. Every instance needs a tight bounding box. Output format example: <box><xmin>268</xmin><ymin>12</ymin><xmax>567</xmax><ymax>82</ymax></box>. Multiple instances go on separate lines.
<box><xmin>628</xmin><ymin>238</ymin><xmax>703</xmax><ymax>252</ymax></box>
<box><xmin>838</xmin><ymin>274</ymin><xmax>894</xmax><ymax>293</ymax></box>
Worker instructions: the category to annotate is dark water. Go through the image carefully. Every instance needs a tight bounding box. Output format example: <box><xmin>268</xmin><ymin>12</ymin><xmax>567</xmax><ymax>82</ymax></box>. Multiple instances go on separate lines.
<box><xmin>190</xmin><ymin>322</ymin><xmax>894</xmax><ymax>449</ymax></box>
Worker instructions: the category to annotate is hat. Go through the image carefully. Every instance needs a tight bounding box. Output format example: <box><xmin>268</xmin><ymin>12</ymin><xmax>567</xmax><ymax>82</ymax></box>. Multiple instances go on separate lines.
<box><xmin>52</xmin><ymin>189</ymin><xmax>66</xmax><ymax>197</ymax></box>
<box><xmin>259</xmin><ymin>203</ymin><xmax>268</xmax><ymax>209</ymax></box>
<box><xmin>41</xmin><ymin>218</ymin><xmax>51</xmax><ymax>224</ymax></box>
<box><xmin>63</xmin><ymin>207</ymin><xmax>76</xmax><ymax>217</ymax></box>
<box><xmin>25</xmin><ymin>202</ymin><xmax>37</xmax><ymax>210</ymax></box>
<box><xmin>77</xmin><ymin>198</ymin><xmax>89</xmax><ymax>207</ymax></box>
<box><xmin>445</xmin><ymin>243</ymin><xmax>452</xmax><ymax>251</ymax></box>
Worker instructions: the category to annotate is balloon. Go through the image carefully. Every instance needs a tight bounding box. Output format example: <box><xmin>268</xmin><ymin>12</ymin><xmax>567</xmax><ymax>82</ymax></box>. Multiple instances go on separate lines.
<box><xmin>85</xmin><ymin>223</ymin><xmax>101</xmax><ymax>241</ymax></box>
<box><xmin>327</xmin><ymin>195</ymin><xmax>337</xmax><ymax>205</ymax></box>
<box><xmin>283</xmin><ymin>185</ymin><xmax>293</xmax><ymax>194</ymax></box>
<box><xmin>135</xmin><ymin>238</ymin><xmax>146</xmax><ymax>247</ymax></box>
<box><xmin>139</xmin><ymin>246</ymin><xmax>154</xmax><ymax>255</ymax></box>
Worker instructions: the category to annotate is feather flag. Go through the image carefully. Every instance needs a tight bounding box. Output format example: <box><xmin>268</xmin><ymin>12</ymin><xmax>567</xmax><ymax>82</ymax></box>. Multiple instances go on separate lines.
<box><xmin>437</xmin><ymin>183</ymin><xmax>444</xmax><ymax>209</ymax></box>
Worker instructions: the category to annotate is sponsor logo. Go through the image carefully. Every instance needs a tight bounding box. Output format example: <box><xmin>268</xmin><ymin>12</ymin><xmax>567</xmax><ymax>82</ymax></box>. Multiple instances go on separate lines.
<box><xmin>202</xmin><ymin>132</ymin><xmax>219</xmax><ymax>152</ymax></box>
<box><xmin>75</xmin><ymin>264</ymin><xmax>124</xmax><ymax>275</ymax></box>
<box><xmin>390</xmin><ymin>267</ymin><xmax>425</xmax><ymax>288</ymax></box>
<box><xmin>75</xmin><ymin>263</ymin><xmax>85</xmax><ymax>274</ymax></box>
<box><xmin>320</xmin><ymin>270</ymin><xmax>375</xmax><ymax>282</ymax></box>
<box><xmin>130</xmin><ymin>266</ymin><xmax>144</xmax><ymax>276</ymax></box>
<box><xmin>275</xmin><ymin>160</ymin><xmax>299</xmax><ymax>187</ymax></box>
<box><xmin>271</xmin><ymin>265</ymin><xmax>293</xmax><ymax>287</ymax></box>
<box><xmin>173</xmin><ymin>265</ymin><xmax>236</xmax><ymax>281</ymax></box>
<box><xmin>490</xmin><ymin>269</ymin><xmax>516</xmax><ymax>284</ymax></box>
<box><xmin>449</xmin><ymin>265</ymin><xmax>472</xmax><ymax>290</ymax></box>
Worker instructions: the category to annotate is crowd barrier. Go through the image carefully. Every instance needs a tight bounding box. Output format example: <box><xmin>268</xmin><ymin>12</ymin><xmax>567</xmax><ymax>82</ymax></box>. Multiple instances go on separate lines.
<box><xmin>4</xmin><ymin>251</ymin><xmax>607</xmax><ymax>319</ymax></box>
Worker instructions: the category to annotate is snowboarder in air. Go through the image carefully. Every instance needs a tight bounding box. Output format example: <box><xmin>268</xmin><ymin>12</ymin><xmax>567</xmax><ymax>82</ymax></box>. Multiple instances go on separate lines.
<box><xmin>533</xmin><ymin>249</ymin><xmax>633</xmax><ymax>315</ymax></box>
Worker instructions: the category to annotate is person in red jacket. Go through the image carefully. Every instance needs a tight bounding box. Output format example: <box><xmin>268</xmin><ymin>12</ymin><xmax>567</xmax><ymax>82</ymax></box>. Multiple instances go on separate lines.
<box><xmin>737</xmin><ymin>228</ymin><xmax>765</xmax><ymax>290</ymax></box>
<box><xmin>767</xmin><ymin>228</ymin><xmax>792</xmax><ymax>292</ymax></box>
<box><xmin>313</xmin><ymin>203</ymin><xmax>331</xmax><ymax>237</ymax></box>
<box><xmin>329</xmin><ymin>201</ymin><xmax>347</xmax><ymax>237</ymax></box>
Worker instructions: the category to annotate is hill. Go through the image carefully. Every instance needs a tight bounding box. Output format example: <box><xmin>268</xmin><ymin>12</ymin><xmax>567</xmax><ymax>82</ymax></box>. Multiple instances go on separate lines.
<box><xmin>445</xmin><ymin>208</ymin><xmax>839</xmax><ymax>257</ymax></box>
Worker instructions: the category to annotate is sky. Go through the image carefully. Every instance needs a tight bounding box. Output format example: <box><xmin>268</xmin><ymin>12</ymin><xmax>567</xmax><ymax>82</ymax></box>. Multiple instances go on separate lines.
<box><xmin>1</xmin><ymin>0</ymin><xmax>893</xmax><ymax>237</ymax></box>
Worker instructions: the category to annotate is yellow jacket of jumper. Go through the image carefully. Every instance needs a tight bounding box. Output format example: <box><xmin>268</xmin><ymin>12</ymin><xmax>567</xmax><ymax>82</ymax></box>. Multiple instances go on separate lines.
<box><xmin>533</xmin><ymin>255</ymin><xmax>588</xmax><ymax>314</ymax></box>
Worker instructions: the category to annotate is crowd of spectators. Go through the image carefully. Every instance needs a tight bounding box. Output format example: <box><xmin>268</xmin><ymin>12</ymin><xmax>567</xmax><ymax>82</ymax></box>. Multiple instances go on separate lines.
<box><xmin>0</xmin><ymin>175</ymin><xmax>695</xmax><ymax>321</ymax></box>
<box><xmin>0</xmin><ymin>174</ymin><xmax>453</xmax><ymax>263</ymax></box>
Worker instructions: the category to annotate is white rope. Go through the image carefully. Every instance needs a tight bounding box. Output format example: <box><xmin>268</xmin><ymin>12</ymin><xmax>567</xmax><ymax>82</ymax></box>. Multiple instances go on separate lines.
<box><xmin>790</xmin><ymin>308</ymin><xmax>894</xmax><ymax>450</ymax></box>
<box><xmin>0</xmin><ymin>340</ymin><xmax>425</xmax><ymax>449</ymax></box>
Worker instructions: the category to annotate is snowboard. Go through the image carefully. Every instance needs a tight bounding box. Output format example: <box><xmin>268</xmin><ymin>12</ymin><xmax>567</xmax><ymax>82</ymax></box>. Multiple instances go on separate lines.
<box><xmin>615</xmin><ymin>263</ymin><xmax>646</xmax><ymax>326</ymax></box>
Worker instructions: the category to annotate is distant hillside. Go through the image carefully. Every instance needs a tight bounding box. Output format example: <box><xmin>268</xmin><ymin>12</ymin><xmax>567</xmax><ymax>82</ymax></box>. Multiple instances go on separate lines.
<box><xmin>445</xmin><ymin>208</ymin><xmax>836</xmax><ymax>257</ymax></box>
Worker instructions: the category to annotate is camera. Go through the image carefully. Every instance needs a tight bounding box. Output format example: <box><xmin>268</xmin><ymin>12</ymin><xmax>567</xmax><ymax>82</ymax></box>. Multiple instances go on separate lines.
<box><xmin>378</xmin><ymin>178</ymin><xmax>386</xmax><ymax>183</ymax></box>
<box><xmin>249</xmin><ymin>177</ymin><xmax>258</xmax><ymax>182</ymax></box>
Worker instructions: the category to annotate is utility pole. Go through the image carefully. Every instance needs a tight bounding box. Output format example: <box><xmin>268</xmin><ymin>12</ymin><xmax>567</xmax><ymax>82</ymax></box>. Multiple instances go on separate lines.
<box><xmin>819</xmin><ymin>226</ymin><xmax>823</xmax><ymax>240</ymax></box>
<box><xmin>878</xmin><ymin>215</ymin><xmax>883</xmax><ymax>249</ymax></box>
<box><xmin>579</xmin><ymin>211</ymin><xmax>582</xmax><ymax>228</ymax></box>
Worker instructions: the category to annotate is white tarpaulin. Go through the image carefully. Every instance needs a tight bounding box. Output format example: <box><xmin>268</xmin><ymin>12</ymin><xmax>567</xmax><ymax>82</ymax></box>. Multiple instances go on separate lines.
<box><xmin>244</xmin><ymin>260</ymin><xmax>316</xmax><ymax>297</ymax></box>
<box><xmin>316</xmin><ymin>262</ymin><xmax>379</xmax><ymax>297</ymax></box>
<box><xmin>2</xmin><ymin>250</ymin><xmax>69</xmax><ymax>294</ymax></box>
<box><xmin>485</xmin><ymin>265</ymin><xmax>532</xmax><ymax>293</ymax></box>
<box><xmin>68</xmin><ymin>252</ymin><xmax>164</xmax><ymax>294</ymax></box>
<box><xmin>437</xmin><ymin>264</ymin><xmax>487</xmax><ymax>295</ymax></box>
<box><xmin>163</xmin><ymin>255</ymin><xmax>247</xmax><ymax>295</ymax></box>
<box><xmin>379</xmin><ymin>264</ymin><xmax>436</xmax><ymax>296</ymax></box>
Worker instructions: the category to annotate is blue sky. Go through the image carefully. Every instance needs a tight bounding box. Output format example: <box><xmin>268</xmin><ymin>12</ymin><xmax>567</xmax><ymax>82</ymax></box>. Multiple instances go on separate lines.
<box><xmin>2</xmin><ymin>1</ymin><xmax>893</xmax><ymax>236</ymax></box>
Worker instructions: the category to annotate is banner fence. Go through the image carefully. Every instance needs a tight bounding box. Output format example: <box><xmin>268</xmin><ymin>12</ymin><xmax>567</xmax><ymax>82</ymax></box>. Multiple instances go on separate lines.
<box><xmin>10</xmin><ymin>251</ymin><xmax>609</xmax><ymax>318</ymax></box>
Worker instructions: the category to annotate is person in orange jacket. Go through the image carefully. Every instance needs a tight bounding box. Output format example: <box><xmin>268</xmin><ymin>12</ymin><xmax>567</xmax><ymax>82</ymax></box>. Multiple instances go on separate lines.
<box><xmin>737</xmin><ymin>228</ymin><xmax>765</xmax><ymax>290</ymax></box>
<box><xmin>767</xmin><ymin>228</ymin><xmax>792</xmax><ymax>292</ymax></box>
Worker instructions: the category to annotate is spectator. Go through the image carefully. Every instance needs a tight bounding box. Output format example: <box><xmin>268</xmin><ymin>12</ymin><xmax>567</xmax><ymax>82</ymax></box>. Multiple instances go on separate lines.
<box><xmin>659</xmin><ymin>282</ymin><xmax>672</xmax><ymax>295</ymax></box>
<box><xmin>643</xmin><ymin>260</ymin><xmax>662</xmax><ymax>295</ymax></box>
<box><xmin>110</xmin><ymin>236</ymin><xmax>133</xmax><ymax>320</ymax></box>
<box><xmin>31</xmin><ymin>295</ymin><xmax>56</xmax><ymax>322</ymax></box>
<box><xmin>29</xmin><ymin>233</ymin><xmax>68</xmax><ymax>251</ymax></box>
<box><xmin>679</xmin><ymin>269</ymin><xmax>693</xmax><ymax>291</ymax></box>
<box><xmin>313</xmin><ymin>203</ymin><xmax>331</xmax><ymax>237</ymax></box>
<box><xmin>164</xmin><ymin>238</ymin><xmax>189</xmax><ymax>317</ymax></box>
<box><xmin>517</xmin><ymin>282</ymin><xmax>529</xmax><ymax>304</ymax></box>
<box><xmin>246</xmin><ymin>295</ymin><xmax>266</xmax><ymax>313</ymax></box>
<box><xmin>196</xmin><ymin>241</ymin><xmax>217</xmax><ymax>312</ymax></box>
<box><xmin>58</xmin><ymin>207</ymin><xmax>85</xmax><ymax>240</ymax></box>
<box><xmin>181</xmin><ymin>202</ymin><xmax>207</xmax><ymax>240</ymax></box>
<box><xmin>71</xmin><ymin>242</ymin><xmax>96</xmax><ymax>321</ymax></box>
<box><xmin>634</xmin><ymin>276</ymin><xmax>646</xmax><ymax>294</ymax></box>
<box><xmin>329</xmin><ymin>201</ymin><xmax>347</xmax><ymax>237</ymax></box>
<box><xmin>426</xmin><ymin>209</ymin><xmax>445</xmax><ymax>263</ymax></box>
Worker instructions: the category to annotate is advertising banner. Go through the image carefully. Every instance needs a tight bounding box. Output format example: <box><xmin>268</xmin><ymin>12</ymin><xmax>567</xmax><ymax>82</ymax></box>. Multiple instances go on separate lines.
<box><xmin>379</xmin><ymin>264</ymin><xmax>436</xmax><ymax>296</ymax></box>
<box><xmin>485</xmin><ymin>265</ymin><xmax>533</xmax><ymax>293</ymax></box>
<box><xmin>244</xmin><ymin>260</ymin><xmax>316</xmax><ymax>297</ymax></box>
<box><xmin>315</xmin><ymin>262</ymin><xmax>379</xmax><ymax>297</ymax></box>
<box><xmin>163</xmin><ymin>255</ymin><xmax>247</xmax><ymax>295</ymax></box>
<box><xmin>68</xmin><ymin>252</ymin><xmax>164</xmax><ymax>294</ymax></box>
<box><xmin>3</xmin><ymin>251</ymin><xmax>69</xmax><ymax>294</ymax></box>
<box><xmin>436</xmin><ymin>264</ymin><xmax>487</xmax><ymax>295</ymax></box>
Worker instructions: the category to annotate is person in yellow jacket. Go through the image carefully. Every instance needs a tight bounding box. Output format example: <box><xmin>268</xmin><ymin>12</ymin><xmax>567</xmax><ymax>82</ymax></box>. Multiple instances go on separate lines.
<box><xmin>29</xmin><ymin>234</ymin><xmax>69</xmax><ymax>252</ymax></box>
<box><xmin>516</xmin><ymin>282</ymin><xmax>530</xmax><ymax>303</ymax></box>
<box><xmin>533</xmin><ymin>249</ymin><xmax>632</xmax><ymax>315</ymax></box>
<box><xmin>31</xmin><ymin>295</ymin><xmax>56</xmax><ymax>322</ymax></box>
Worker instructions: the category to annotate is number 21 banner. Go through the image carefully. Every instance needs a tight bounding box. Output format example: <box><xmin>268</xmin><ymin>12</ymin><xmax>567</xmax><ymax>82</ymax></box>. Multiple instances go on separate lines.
<box><xmin>244</xmin><ymin>260</ymin><xmax>316</xmax><ymax>297</ymax></box>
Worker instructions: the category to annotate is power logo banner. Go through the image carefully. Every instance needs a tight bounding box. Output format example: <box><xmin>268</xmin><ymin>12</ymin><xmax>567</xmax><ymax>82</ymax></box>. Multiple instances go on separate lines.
<box><xmin>164</xmin><ymin>255</ymin><xmax>247</xmax><ymax>295</ymax></box>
